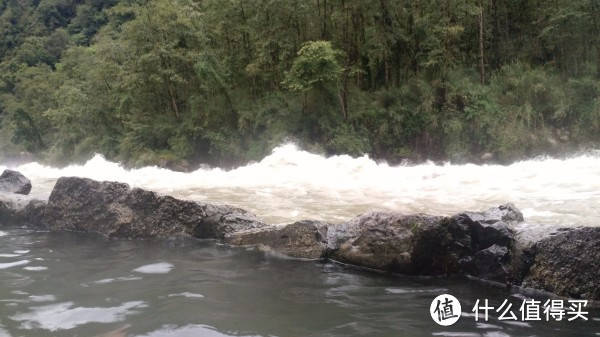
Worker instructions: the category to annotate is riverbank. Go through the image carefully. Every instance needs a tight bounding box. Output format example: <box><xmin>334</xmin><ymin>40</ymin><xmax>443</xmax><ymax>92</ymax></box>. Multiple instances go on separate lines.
<box><xmin>1</xmin><ymin>129</ymin><xmax>598</xmax><ymax>172</ymax></box>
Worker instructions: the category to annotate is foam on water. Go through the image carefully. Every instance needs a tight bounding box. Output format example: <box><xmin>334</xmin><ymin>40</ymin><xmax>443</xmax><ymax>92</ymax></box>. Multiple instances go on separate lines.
<box><xmin>3</xmin><ymin>144</ymin><xmax>600</xmax><ymax>226</ymax></box>
<box><xmin>137</xmin><ymin>324</ymin><xmax>261</xmax><ymax>337</ymax></box>
<box><xmin>10</xmin><ymin>301</ymin><xmax>147</xmax><ymax>331</ymax></box>
<box><xmin>133</xmin><ymin>263</ymin><xmax>174</xmax><ymax>274</ymax></box>
<box><xmin>0</xmin><ymin>260</ymin><xmax>29</xmax><ymax>269</ymax></box>
<box><xmin>167</xmin><ymin>292</ymin><xmax>205</xmax><ymax>299</ymax></box>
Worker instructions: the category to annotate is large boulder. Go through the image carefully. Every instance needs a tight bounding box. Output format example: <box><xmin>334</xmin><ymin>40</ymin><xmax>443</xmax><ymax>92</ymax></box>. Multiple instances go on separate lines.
<box><xmin>327</xmin><ymin>211</ymin><xmax>456</xmax><ymax>275</ymax></box>
<box><xmin>521</xmin><ymin>227</ymin><xmax>600</xmax><ymax>300</ymax></box>
<box><xmin>451</xmin><ymin>203</ymin><xmax>522</xmax><ymax>250</ymax></box>
<box><xmin>510</xmin><ymin>223</ymin><xmax>566</xmax><ymax>285</ymax></box>
<box><xmin>449</xmin><ymin>203</ymin><xmax>523</xmax><ymax>283</ymax></box>
<box><xmin>226</xmin><ymin>220</ymin><xmax>329</xmax><ymax>259</ymax></box>
<box><xmin>42</xmin><ymin>177</ymin><xmax>267</xmax><ymax>239</ymax></box>
<box><xmin>473</xmin><ymin>244</ymin><xmax>510</xmax><ymax>283</ymax></box>
<box><xmin>0</xmin><ymin>169</ymin><xmax>32</xmax><ymax>195</ymax></box>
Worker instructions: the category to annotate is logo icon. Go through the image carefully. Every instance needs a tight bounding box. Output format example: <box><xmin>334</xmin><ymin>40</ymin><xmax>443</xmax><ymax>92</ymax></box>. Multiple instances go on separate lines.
<box><xmin>430</xmin><ymin>294</ymin><xmax>462</xmax><ymax>326</ymax></box>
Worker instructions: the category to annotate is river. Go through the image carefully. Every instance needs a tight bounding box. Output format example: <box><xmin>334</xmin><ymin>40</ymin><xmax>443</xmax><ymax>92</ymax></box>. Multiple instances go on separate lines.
<box><xmin>1</xmin><ymin>145</ymin><xmax>600</xmax><ymax>336</ymax></box>
<box><xmin>0</xmin><ymin>229</ymin><xmax>598</xmax><ymax>337</ymax></box>
<box><xmin>2</xmin><ymin>144</ymin><xmax>600</xmax><ymax>226</ymax></box>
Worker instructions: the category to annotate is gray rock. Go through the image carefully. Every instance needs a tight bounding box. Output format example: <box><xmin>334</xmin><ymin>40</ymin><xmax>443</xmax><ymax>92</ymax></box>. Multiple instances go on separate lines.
<box><xmin>447</xmin><ymin>204</ymin><xmax>528</xmax><ymax>283</ymax></box>
<box><xmin>0</xmin><ymin>194</ymin><xmax>27</xmax><ymax>226</ymax></box>
<box><xmin>511</xmin><ymin>223</ymin><xmax>567</xmax><ymax>284</ymax></box>
<box><xmin>42</xmin><ymin>177</ymin><xmax>267</xmax><ymax>239</ymax></box>
<box><xmin>0</xmin><ymin>169</ymin><xmax>32</xmax><ymax>195</ymax></box>
<box><xmin>0</xmin><ymin>194</ymin><xmax>45</xmax><ymax>228</ymax></box>
<box><xmin>328</xmin><ymin>211</ymin><xmax>456</xmax><ymax>275</ymax></box>
<box><xmin>226</xmin><ymin>220</ymin><xmax>329</xmax><ymax>259</ymax></box>
<box><xmin>13</xmin><ymin>199</ymin><xmax>47</xmax><ymax>228</ymax></box>
<box><xmin>473</xmin><ymin>244</ymin><xmax>510</xmax><ymax>283</ymax></box>
<box><xmin>452</xmin><ymin>203</ymin><xmax>522</xmax><ymax>250</ymax></box>
<box><xmin>522</xmin><ymin>227</ymin><xmax>600</xmax><ymax>300</ymax></box>
<box><xmin>194</xmin><ymin>208</ymin><xmax>268</xmax><ymax>240</ymax></box>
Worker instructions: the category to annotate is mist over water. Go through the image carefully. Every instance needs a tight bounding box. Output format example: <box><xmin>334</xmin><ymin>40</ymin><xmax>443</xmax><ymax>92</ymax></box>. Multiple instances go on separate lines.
<box><xmin>2</xmin><ymin>143</ymin><xmax>599</xmax><ymax>226</ymax></box>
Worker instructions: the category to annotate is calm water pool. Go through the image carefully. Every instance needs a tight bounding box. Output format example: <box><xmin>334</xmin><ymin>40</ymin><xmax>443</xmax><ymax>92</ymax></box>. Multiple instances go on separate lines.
<box><xmin>0</xmin><ymin>229</ymin><xmax>598</xmax><ymax>337</ymax></box>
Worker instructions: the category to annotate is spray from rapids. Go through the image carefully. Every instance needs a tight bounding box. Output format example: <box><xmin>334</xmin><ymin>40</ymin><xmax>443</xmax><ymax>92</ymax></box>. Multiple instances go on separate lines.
<box><xmin>1</xmin><ymin>144</ymin><xmax>598</xmax><ymax>226</ymax></box>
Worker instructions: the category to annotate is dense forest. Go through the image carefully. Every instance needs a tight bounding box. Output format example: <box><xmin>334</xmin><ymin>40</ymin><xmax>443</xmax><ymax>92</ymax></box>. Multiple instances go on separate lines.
<box><xmin>0</xmin><ymin>0</ymin><xmax>599</xmax><ymax>168</ymax></box>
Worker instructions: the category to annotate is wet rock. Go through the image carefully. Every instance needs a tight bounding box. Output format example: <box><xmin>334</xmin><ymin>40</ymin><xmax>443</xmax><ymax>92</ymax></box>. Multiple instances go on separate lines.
<box><xmin>194</xmin><ymin>207</ymin><xmax>270</xmax><ymax>240</ymax></box>
<box><xmin>521</xmin><ymin>227</ymin><xmax>600</xmax><ymax>300</ymax></box>
<box><xmin>0</xmin><ymin>194</ymin><xmax>25</xmax><ymax>225</ymax></box>
<box><xmin>473</xmin><ymin>244</ymin><xmax>510</xmax><ymax>283</ymax></box>
<box><xmin>0</xmin><ymin>169</ymin><xmax>32</xmax><ymax>195</ymax></box>
<box><xmin>43</xmin><ymin>177</ymin><xmax>267</xmax><ymax>239</ymax></box>
<box><xmin>0</xmin><ymin>194</ymin><xmax>45</xmax><ymax>227</ymax></box>
<box><xmin>13</xmin><ymin>199</ymin><xmax>47</xmax><ymax>228</ymax></box>
<box><xmin>510</xmin><ymin>223</ymin><xmax>567</xmax><ymax>284</ymax></box>
<box><xmin>226</xmin><ymin>220</ymin><xmax>329</xmax><ymax>259</ymax></box>
<box><xmin>327</xmin><ymin>211</ymin><xmax>456</xmax><ymax>275</ymax></box>
<box><xmin>452</xmin><ymin>203</ymin><xmax>521</xmax><ymax>250</ymax></box>
<box><xmin>447</xmin><ymin>204</ymin><xmax>526</xmax><ymax>283</ymax></box>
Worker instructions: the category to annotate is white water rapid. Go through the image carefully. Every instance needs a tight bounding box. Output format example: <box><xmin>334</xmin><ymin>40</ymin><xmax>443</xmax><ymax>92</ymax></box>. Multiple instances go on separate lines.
<box><xmin>1</xmin><ymin>144</ymin><xmax>599</xmax><ymax>226</ymax></box>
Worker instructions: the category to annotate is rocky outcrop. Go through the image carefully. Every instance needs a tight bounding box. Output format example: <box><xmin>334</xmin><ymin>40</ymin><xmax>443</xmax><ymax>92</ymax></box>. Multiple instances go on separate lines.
<box><xmin>449</xmin><ymin>203</ymin><xmax>522</xmax><ymax>283</ymax></box>
<box><xmin>42</xmin><ymin>177</ymin><xmax>267</xmax><ymax>239</ymax></box>
<box><xmin>0</xmin><ymin>170</ymin><xmax>45</xmax><ymax>228</ymax></box>
<box><xmin>520</xmin><ymin>227</ymin><xmax>600</xmax><ymax>300</ymax></box>
<box><xmin>327</xmin><ymin>212</ymin><xmax>456</xmax><ymax>275</ymax></box>
<box><xmin>0</xmin><ymin>194</ymin><xmax>46</xmax><ymax>228</ymax></box>
<box><xmin>1</xmin><ymin>173</ymin><xmax>597</xmax><ymax>301</ymax></box>
<box><xmin>0</xmin><ymin>169</ymin><xmax>32</xmax><ymax>195</ymax></box>
<box><xmin>226</xmin><ymin>220</ymin><xmax>329</xmax><ymax>259</ymax></box>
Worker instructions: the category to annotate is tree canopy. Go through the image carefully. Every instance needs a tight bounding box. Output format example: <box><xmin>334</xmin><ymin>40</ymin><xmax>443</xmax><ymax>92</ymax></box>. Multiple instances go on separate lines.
<box><xmin>0</xmin><ymin>0</ymin><xmax>599</xmax><ymax>167</ymax></box>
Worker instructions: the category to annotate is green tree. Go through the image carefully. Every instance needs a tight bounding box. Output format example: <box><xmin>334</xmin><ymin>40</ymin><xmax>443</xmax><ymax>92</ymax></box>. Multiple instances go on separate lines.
<box><xmin>284</xmin><ymin>40</ymin><xmax>345</xmax><ymax>118</ymax></box>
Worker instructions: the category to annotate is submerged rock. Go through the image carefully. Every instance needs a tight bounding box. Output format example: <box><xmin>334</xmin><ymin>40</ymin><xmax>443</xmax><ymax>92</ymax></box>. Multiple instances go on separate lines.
<box><xmin>327</xmin><ymin>211</ymin><xmax>456</xmax><ymax>275</ymax></box>
<box><xmin>0</xmin><ymin>169</ymin><xmax>32</xmax><ymax>195</ymax></box>
<box><xmin>42</xmin><ymin>177</ymin><xmax>267</xmax><ymax>239</ymax></box>
<box><xmin>521</xmin><ymin>227</ymin><xmax>600</xmax><ymax>300</ymax></box>
<box><xmin>226</xmin><ymin>220</ymin><xmax>329</xmax><ymax>259</ymax></box>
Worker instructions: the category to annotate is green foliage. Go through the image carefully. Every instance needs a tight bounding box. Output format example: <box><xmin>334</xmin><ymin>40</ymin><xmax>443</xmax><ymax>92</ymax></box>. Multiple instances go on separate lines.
<box><xmin>284</xmin><ymin>41</ymin><xmax>343</xmax><ymax>92</ymax></box>
<box><xmin>0</xmin><ymin>0</ymin><xmax>599</xmax><ymax>166</ymax></box>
